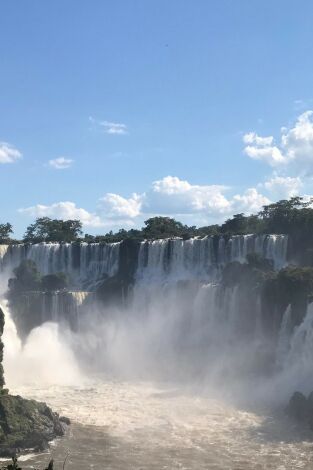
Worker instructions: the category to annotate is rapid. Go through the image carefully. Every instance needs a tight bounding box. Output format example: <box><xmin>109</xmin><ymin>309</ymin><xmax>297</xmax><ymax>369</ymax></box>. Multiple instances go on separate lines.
<box><xmin>1</xmin><ymin>236</ymin><xmax>313</xmax><ymax>468</ymax></box>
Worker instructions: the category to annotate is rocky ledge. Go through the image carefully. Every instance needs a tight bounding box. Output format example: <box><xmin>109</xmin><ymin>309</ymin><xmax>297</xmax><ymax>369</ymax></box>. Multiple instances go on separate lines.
<box><xmin>0</xmin><ymin>392</ymin><xmax>69</xmax><ymax>457</ymax></box>
<box><xmin>286</xmin><ymin>391</ymin><xmax>313</xmax><ymax>430</ymax></box>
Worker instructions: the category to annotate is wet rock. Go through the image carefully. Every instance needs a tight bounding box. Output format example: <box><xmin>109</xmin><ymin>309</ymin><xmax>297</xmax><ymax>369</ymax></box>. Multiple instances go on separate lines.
<box><xmin>286</xmin><ymin>391</ymin><xmax>308</xmax><ymax>421</ymax></box>
<box><xmin>59</xmin><ymin>416</ymin><xmax>71</xmax><ymax>426</ymax></box>
<box><xmin>0</xmin><ymin>394</ymin><xmax>68</xmax><ymax>457</ymax></box>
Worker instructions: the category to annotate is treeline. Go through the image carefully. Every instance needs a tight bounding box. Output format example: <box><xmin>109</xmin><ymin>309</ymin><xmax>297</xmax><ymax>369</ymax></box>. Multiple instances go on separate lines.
<box><xmin>2</xmin><ymin>197</ymin><xmax>313</xmax><ymax>244</ymax></box>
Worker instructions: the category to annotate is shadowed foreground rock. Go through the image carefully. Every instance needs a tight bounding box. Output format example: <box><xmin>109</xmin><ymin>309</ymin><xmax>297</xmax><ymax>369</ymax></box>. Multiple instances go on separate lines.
<box><xmin>286</xmin><ymin>391</ymin><xmax>313</xmax><ymax>430</ymax></box>
<box><xmin>0</xmin><ymin>393</ymin><xmax>68</xmax><ymax>457</ymax></box>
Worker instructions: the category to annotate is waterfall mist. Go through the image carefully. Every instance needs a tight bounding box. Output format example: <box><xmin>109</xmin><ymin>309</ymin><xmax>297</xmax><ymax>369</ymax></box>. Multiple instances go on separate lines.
<box><xmin>2</xmin><ymin>300</ymin><xmax>82</xmax><ymax>387</ymax></box>
<box><xmin>1</xmin><ymin>235</ymin><xmax>312</xmax><ymax>408</ymax></box>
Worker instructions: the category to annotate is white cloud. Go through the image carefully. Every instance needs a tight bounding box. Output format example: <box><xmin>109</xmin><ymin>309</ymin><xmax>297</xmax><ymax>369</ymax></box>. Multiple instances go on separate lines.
<box><xmin>243</xmin><ymin>132</ymin><xmax>274</xmax><ymax>146</ymax></box>
<box><xmin>19</xmin><ymin>202</ymin><xmax>104</xmax><ymax>228</ymax></box>
<box><xmin>97</xmin><ymin>176</ymin><xmax>270</xmax><ymax>225</ymax></box>
<box><xmin>98</xmin><ymin>193</ymin><xmax>143</xmax><ymax>219</ymax></box>
<box><xmin>243</xmin><ymin>111</ymin><xmax>313</xmax><ymax>173</ymax></box>
<box><xmin>232</xmin><ymin>188</ymin><xmax>270</xmax><ymax>213</ymax></box>
<box><xmin>281</xmin><ymin>111</ymin><xmax>313</xmax><ymax>171</ymax></box>
<box><xmin>0</xmin><ymin>142</ymin><xmax>22</xmax><ymax>163</ymax></box>
<box><xmin>18</xmin><ymin>176</ymin><xmax>274</xmax><ymax>232</ymax></box>
<box><xmin>101</xmin><ymin>121</ymin><xmax>128</xmax><ymax>135</ymax></box>
<box><xmin>49</xmin><ymin>157</ymin><xmax>73</xmax><ymax>169</ymax></box>
<box><xmin>263</xmin><ymin>176</ymin><xmax>302</xmax><ymax>199</ymax></box>
<box><xmin>244</xmin><ymin>143</ymin><xmax>285</xmax><ymax>165</ymax></box>
<box><xmin>89</xmin><ymin>117</ymin><xmax>128</xmax><ymax>135</ymax></box>
<box><xmin>147</xmin><ymin>176</ymin><xmax>231</xmax><ymax>216</ymax></box>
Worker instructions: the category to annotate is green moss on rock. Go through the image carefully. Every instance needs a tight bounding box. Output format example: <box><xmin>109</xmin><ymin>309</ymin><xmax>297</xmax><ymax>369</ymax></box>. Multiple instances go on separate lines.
<box><xmin>0</xmin><ymin>394</ymin><xmax>66</xmax><ymax>457</ymax></box>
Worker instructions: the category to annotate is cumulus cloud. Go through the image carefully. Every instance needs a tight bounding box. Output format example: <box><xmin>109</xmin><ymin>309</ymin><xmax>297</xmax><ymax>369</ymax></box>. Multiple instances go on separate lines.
<box><xmin>49</xmin><ymin>157</ymin><xmax>73</xmax><ymax>169</ymax></box>
<box><xmin>147</xmin><ymin>176</ymin><xmax>231</xmax><ymax>216</ymax></box>
<box><xmin>262</xmin><ymin>176</ymin><xmax>302</xmax><ymax>199</ymax></box>
<box><xmin>18</xmin><ymin>176</ymin><xmax>275</xmax><ymax>232</ymax></box>
<box><xmin>98</xmin><ymin>193</ymin><xmax>143</xmax><ymax>219</ymax></box>
<box><xmin>243</xmin><ymin>132</ymin><xmax>274</xmax><ymax>146</ymax></box>
<box><xmin>232</xmin><ymin>188</ymin><xmax>270</xmax><ymax>213</ymax></box>
<box><xmin>19</xmin><ymin>202</ymin><xmax>104</xmax><ymax>228</ymax></box>
<box><xmin>243</xmin><ymin>111</ymin><xmax>313</xmax><ymax>173</ymax></box>
<box><xmin>0</xmin><ymin>142</ymin><xmax>22</xmax><ymax>163</ymax></box>
<box><xmin>100</xmin><ymin>176</ymin><xmax>270</xmax><ymax>224</ymax></box>
<box><xmin>100</xmin><ymin>176</ymin><xmax>272</xmax><ymax>226</ymax></box>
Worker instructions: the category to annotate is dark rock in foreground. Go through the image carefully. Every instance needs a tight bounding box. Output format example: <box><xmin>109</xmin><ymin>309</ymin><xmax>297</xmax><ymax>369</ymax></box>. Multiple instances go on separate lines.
<box><xmin>286</xmin><ymin>391</ymin><xmax>313</xmax><ymax>430</ymax></box>
<box><xmin>0</xmin><ymin>393</ymin><xmax>67</xmax><ymax>457</ymax></box>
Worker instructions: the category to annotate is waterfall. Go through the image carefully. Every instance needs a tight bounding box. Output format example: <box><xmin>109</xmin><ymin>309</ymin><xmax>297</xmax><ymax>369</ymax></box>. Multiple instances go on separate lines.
<box><xmin>0</xmin><ymin>242</ymin><xmax>121</xmax><ymax>288</ymax></box>
<box><xmin>0</xmin><ymin>234</ymin><xmax>296</xmax><ymax>384</ymax></box>
<box><xmin>0</xmin><ymin>235</ymin><xmax>288</xmax><ymax>289</ymax></box>
<box><xmin>1</xmin><ymin>298</ymin><xmax>82</xmax><ymax>386</ymax></box>
<box><xmin>136</xmin><ymin>234</ymin><xmax>288</xmax><ymax>282</ymax></box>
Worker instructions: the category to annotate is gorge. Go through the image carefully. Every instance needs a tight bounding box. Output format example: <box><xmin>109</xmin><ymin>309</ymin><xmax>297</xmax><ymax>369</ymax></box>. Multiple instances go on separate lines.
<box><xmin>1</xmin><ymin>231</ymin><xmax>313</xmax><ymax>468</ymax></box>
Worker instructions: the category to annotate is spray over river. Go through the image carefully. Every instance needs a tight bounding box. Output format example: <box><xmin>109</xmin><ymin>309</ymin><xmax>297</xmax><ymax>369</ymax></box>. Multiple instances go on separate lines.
<box><xmin>1</xmin><ymin>236</ymin><xmax>313</xmax><ymax>468</ymax></box>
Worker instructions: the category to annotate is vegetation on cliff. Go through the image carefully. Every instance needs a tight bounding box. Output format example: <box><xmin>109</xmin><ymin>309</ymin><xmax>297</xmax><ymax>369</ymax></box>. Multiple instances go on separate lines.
<box><xmin>8</xmin><ymin>261</ymin><xmax>68</xmax><ymax>295</ymax></box>
<box><xmin>0</xmin><ymin>392</ymin><xmax>67</xmax><ymax>458</ymax></box>
<box><xmin>221</xmin><ymin>254</ymin><xmax>313</xmax><ymax>336</ymax></box>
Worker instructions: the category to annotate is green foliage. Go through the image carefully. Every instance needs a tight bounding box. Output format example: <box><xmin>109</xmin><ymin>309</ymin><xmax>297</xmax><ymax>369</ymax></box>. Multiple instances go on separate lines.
<box><xmin>0</xmin><ymin>223</ymin><xmax>13</xmax><ymax>244</ymax></box>
<box><xmin>41</xmin><ymin>273</ymin><xmax>68</xmax><ymax>292</ymax></box>
<box><xmin>142</xmin><ymin>217</ymin><xmax>195</xmax><ymax>239</ymax></box>
<box><xmin>24</xmin><ymin>218</ymin><xmax>82</xmax><ymax>243</ymax></box>
<box><xmin>9</xmin><ymin>260</ymin><xmax>41</xmax><ymax>292</ymax></box>
<box><xmin>246</xmin><ymin>252</ymin><xmax>273</xmax><ymax>271</ymax></box>
<box><xmin>83</xmin><ymin>197</ymin><xmax>313</xmax><ymax>243</ymax></box>
<box><xmin>276</xmin><ymin>265</ymin><xmax>313</xmax><ymax>297</ymax></box>
<box><xmin>262</xmin><ymin>265</ymin><xmax>313</xmax><ymax>330</ymax></box>
<box><xmin>221</xmin><ymin>213</ymin><xmax>264</xmax><ymax>235</ymax></box>
<box><xmin>258</xmin><ymin>197</ymin><xmax>308</xmax><ymax>233</ymax></box>
<box><xmin>6</xmin><ymin>196</ymin><xmax>313</xmax><ymax>244</ymax></box>
<box><xmin>221</xmin><ymin>255</ymin><xmax>273</xmax><ymax>289</ymax></box>
<box><xmin>8</xmin><ymin>261</ymin><xmax>68</xmax><ymax>293</ymax></box>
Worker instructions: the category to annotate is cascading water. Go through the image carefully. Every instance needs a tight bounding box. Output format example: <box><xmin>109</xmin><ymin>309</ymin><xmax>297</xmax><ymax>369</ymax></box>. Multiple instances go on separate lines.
<box><xmin>136</xmin><ymin>234</ymin><xmax>288</xmax><ymax>283</ymax></box>
<box><xmin>2</xmin><ymin>234</ymin><xmax>313</xmax><ymax>469</ymax></box>
<box><xmin>0</xmin><ymin>242</ymin><xmax>120</xmax><ymax>288</ymax></box>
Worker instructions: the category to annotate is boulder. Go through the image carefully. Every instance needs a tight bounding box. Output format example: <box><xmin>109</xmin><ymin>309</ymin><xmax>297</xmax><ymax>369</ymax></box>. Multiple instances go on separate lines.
<box><xmin>286</xmin><ymin>391</ymin><xmax>308</xmax><ymax>421</ymax></box>
<box><xmin>0</xmin><ymin>394</ymin><xmax>66</xmax><ymax>457</ymax></box>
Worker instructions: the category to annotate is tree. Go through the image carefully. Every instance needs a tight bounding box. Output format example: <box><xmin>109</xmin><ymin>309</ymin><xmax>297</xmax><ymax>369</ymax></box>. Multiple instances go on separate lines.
<box><xmin>143</xmin><ymin>217</ymin><xmax>191</xmax><ymax>238</ymax></box>
<box><xmin>8</xmin><ymin>260</ymin><xmax>41</xmax><ymax>292</ymax></box>
<box><xmin>221</xmin><ymin>213</ymin><xmax>264</xmax><ymax>235</ymax></box>
<box><xmin>41</xmin><ymin>273</ymin><xmax>68</xmax><ymax>291</ymax></box>
<box><xmin>0</xmin><ymin>223</ymin><xmax>13</xmax><ymax>243</ymax></box>
<box><xmin>221</xmin><ymin>213</ymin><xmax>248</xmax><ymax>234</ymax></box>
<box><xmin>258</xmin><ymin>197</ymin><xmax>311</xmax><ymax>234</ymax></box>
<box><xmin>24</xmin><ymin>218</ymin><xmax>83</xmax><ymax>243</ymax></box>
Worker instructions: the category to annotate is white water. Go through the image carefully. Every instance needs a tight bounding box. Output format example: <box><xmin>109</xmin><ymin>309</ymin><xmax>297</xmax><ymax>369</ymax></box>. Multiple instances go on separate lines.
<box><xmin>2</xmin><ymin>235</ymin><xmax>313</xmax><ymax>468</ymax></box>
<box><xmin>2</xmin><ymin>300</ymin><xmax>81</xmax><ymax>387</ymax></box>
<box><xmin>5</xmin><ymin>379</ymin><xmax>313</xmax><ymax>469</ymax></box>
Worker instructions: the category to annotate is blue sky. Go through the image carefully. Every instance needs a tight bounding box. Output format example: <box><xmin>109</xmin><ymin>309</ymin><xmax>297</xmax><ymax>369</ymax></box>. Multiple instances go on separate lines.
<box><xmin>1</xmin><ymin>1</ymin><xmax>313</xmax><ymax>236</ymax></box>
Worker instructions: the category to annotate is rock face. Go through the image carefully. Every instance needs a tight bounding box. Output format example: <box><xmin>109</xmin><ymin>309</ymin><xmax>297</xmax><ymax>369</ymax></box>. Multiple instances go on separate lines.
<box><xmin>0</xmin><ymin>306</ymin><xmax>68</xmax><ymax>457</ymax></box>
<box><xmin>0</xmin><ymin>393</ymin><xmax>66</xmax><ymax>457</ymax></box>
<box><xmin>286</xmin><ymin>391</ymin><xmax>313</xmax><ymax>430</ymax></box>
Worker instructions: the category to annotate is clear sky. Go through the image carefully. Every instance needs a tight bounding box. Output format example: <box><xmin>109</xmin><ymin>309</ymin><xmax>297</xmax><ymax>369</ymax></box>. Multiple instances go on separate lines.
<box><xmin>1</xmin><ymin>0</ymin><xmax>313</xmax><ymax>237</ymax></box>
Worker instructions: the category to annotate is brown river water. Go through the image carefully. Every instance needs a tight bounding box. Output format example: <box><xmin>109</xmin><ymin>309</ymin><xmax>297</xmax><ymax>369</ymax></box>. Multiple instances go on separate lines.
<box><xmin>3</xmin><ymin>380</ymin><xmax>313</xmax><ymax>470</ymax></box>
